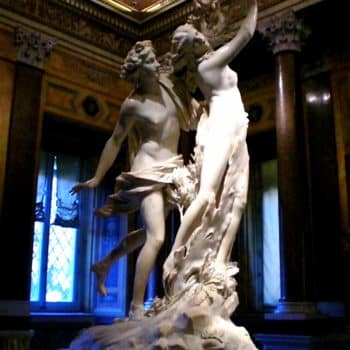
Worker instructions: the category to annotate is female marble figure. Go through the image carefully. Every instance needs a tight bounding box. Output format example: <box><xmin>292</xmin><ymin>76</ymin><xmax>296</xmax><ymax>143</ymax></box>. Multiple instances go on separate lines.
<box><xmin>71</xmin><ymin>40</ymin><xmax>196</xmax><ymax>320</ymax></box>
<box><xmin>164</xmin><ymin>0</ymin><xmax>257</xmax><ymax>276</ymax></box>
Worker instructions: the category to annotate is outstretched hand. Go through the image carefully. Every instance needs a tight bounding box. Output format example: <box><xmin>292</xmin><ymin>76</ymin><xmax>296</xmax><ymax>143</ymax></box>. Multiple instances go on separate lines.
<box><xmin>70</xmin><ymin>177</ymin><xmax>99</xmax><ymax>194</ymax></box>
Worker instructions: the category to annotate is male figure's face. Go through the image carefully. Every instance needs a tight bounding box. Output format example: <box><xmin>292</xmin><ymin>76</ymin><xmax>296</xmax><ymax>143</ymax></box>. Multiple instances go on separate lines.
<box><xmin>140</xmin><ymin>51</ymin><xmax>161</xmax><ymax>77</ymax></box>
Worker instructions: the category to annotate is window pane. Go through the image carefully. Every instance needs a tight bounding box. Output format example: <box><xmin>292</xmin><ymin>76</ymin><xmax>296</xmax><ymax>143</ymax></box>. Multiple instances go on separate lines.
<box><xmin>45</xmin><ymin>154</ymin><xmax>80</xmax><ymax>303</ymax></box>
<box><xmin>30</xmin><ymin>221</ymin><xmax>44</xmax><ymax>302</ymax></box>
<box><xmin>54</xmin><ymin>155</ymin><xmax>80</xmax><ymax>227</ymax></box>
<box><xmin>46</xmin><ymin>225</ymin><xmax>77</xmax><ymax>302</ymax></box>
<box><xmin>262</xmin><ymin>160</ymin><xmax>280</xmax><ymax>306</ymax></box>
<box><xmin>35</xmin><ymin>152</ymin><xmax>48</xmax><ymax>222</ymax></box>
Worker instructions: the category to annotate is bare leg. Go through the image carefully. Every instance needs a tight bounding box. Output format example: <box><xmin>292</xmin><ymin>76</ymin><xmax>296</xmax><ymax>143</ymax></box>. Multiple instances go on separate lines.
<box><xmin>129</xmin><ymin>191</ymin><xmax>165</xmax><ymax>319</ymax></box>
<box><xmin>217</xmin><ymin>162</ymin><xmax>249</xmax><ymax>264</ymax></box>
<box><xmin>172</xmin><ymin>136</ymin><xmax>233</xmax><ymax>251</ymax></box>
<box><xmin>163</xmin><ymin>136</ymin><xmax>234</xmax><ymax>287</ymax></box>
<box><xmin>92</xmin><ymin>228</ymin><xmax>146</xmax><ymax>296</ymax></box>
<box><xmin>217</xmin><ymin>198</ymin><xmax>246</xmax><ymax>264</ymax></box>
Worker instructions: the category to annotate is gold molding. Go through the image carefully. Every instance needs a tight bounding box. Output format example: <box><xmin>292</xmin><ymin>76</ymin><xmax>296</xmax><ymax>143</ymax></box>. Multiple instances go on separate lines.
<box><xmin>91</xmin><ymin>0</ymin><xmax>189</xmax><ymax>23</ymax></box>
<box><xmin>0</xmin><ymin>0</ymin><xmax>325</xmax><ymax>58</ymax></box>
<box><xmin>0</xmin><ymin>8</ymin><xmax>126</xmax><ymax>65</ymax></box>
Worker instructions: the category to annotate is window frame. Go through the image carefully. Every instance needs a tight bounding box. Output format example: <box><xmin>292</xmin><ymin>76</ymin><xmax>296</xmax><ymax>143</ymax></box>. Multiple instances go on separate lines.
<box><xmin>30</xmin><ymin>148</ymin><xmax>130</xmax><ymax>318</ymax></box>
<box><xmin>30</xmin><ymin>152</ymin><xmax>88</xmax><ymax>312</ymax></box>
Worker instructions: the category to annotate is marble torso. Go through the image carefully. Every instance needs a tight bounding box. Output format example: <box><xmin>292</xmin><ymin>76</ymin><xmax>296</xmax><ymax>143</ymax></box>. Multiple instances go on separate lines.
<box><xmin>126</xmin><ymin>85</ymin><xmax>181</xmax><ymax>171</ymax></box>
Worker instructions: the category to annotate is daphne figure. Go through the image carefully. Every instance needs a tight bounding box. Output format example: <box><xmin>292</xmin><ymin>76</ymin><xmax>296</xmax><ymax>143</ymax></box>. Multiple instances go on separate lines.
<box><xmin>165</xmin><ymin>0</ymin><xmax>257</xmax><ymax>275</ymax></box>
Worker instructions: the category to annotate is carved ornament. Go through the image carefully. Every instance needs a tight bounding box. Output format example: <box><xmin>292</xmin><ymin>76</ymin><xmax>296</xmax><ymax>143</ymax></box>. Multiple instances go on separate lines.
<box><xmin>260</xmin><ymin>11</ymin><xmax>307</xmax><ymax>55</ymax></box>
<box><xmin>15</xmin><ymin>27</ymin><xmax>56</xmax><ymax>68</ymax></box>
<box><xmin>0</xmin><ymin>0</ymin><xmax>318</xmax><ymax>58</ymax></box>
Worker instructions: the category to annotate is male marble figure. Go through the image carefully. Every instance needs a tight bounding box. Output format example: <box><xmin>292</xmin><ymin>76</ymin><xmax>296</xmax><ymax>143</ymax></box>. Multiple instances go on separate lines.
<box><xmin>71</xmin><ymin>40</ymin><xmax>199</xmax><ymax>320</ymax></box>
<box><xmin>72</xmin><ymin>41</ymin><xmax>200</xmax><ymax>319</ymax></box>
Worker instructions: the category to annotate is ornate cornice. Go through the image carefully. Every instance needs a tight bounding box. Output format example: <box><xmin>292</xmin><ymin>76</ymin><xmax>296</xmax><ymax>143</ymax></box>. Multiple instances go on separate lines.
<box><xmin>141</xmin><ymin>1</ymin><xmax>193</xmax><ymax>37</ymax></box>
<box><xmin>40</xmin><ymin>1</ymin><xmax>135</xmax><ymax>54</ymax></box>
<box><xmin>0</xmin><ymin>0</ymin><xmax>321</xmax><ymax>58</ymax></box>
<box><xmin>15</xmin><ymin>26</ymin><xmax>56</xmax><ymax>68</ymax></box>
<box><xmin>55</xmin><ymin>0</ymin><xmax>138</xmax><ymax>35</ymax></box>
<box><xmin>259</xmin><ymin>11</ymin><xmax>307</xmax><ymax>55</ymax></box>
<box><xmin>0</xmin><ymin>0</ymin><xmax>136</xmax><ymax>57</ymax></box>
<box><xmin>0</xmin><ymin>0</ymin><xmax>191</xmax><ymax>57</ymax></box>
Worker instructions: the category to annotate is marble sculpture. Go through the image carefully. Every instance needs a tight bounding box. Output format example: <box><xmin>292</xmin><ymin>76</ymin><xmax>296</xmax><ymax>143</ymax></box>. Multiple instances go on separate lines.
<box><xmin>70</xmin><ymin>0</ymin><xmax>258</xmax><ymax>348</ymax></box>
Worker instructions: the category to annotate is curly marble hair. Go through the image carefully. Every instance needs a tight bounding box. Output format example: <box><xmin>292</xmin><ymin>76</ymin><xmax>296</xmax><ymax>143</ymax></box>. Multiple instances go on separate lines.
<box><xmin>120</xmin><ymin>40</ymin><xmax>157</xmax><ymax>82</ymax></box>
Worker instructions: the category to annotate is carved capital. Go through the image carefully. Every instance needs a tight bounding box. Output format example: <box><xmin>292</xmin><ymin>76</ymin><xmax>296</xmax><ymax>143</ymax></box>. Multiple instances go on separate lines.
<box><xmin>15</xmin><ymin>27</ymin><xmax>56</xmax><ymax>68</ymax></box>
<box><xmin>260</xmin><ymin>12</ymin><xmax>307</xmax><ymax>55</ymax></box>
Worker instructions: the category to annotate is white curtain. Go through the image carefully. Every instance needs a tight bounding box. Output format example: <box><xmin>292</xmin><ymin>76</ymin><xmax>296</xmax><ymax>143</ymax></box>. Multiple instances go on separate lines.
<box><xmin>262</xmin><ymin>160</ymin><xmax>280</xmax><ymax>306</ymax></box>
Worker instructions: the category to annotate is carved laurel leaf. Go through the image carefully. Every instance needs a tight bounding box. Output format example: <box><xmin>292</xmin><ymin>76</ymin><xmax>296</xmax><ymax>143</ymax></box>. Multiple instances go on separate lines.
<box><xmin>188</xmin><ymin>0</ymin><xmax>243</xmax><ymax>48</ymax></box>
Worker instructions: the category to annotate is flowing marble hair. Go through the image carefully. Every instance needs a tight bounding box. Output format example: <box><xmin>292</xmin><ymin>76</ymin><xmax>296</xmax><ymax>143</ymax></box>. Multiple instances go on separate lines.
<box><xmin>171</xmin><ymin>23</ymin><xmax>212</xmax><ymax>93</ymax></box>
<box><xmin>120</xmin><ymin>40</ymin><xmax>156</xmax><ymax>83</ymax></box>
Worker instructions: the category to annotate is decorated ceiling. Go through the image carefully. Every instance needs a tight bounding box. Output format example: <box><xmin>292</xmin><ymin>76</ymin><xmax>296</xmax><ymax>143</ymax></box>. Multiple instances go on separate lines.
<box><xmin>94</xmin><ymin>0</ymin><xmax>166</xmax><ymax>11</ymax></box>
<box><xmin>92</xmin><ymin>0</ymin><xmax>185</xmax><ymax>16</ymax></box>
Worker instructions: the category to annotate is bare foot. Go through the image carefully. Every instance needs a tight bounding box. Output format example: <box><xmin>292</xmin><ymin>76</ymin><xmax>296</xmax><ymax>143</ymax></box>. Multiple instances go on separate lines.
<box><xmin>128</xmin><ymin>302</ymin><xmax>145</xmax><ymax>321</ymax></box>
<box><xmin>91</xmin><ymin>262</ymin><xmax>109</xmax><ymax>296</ymax></box>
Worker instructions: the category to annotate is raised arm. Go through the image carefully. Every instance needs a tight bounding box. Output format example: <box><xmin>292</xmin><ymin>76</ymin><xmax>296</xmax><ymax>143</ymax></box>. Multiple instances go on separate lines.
<box><xmin>71</xmin><ymin>103</ymin><xmax>136</xmax><ymax>193</ymax></box>
<box><xmin>204</xmin><ymin>0</ymin><xmax>257</xmax><ymax>68</ymax></box>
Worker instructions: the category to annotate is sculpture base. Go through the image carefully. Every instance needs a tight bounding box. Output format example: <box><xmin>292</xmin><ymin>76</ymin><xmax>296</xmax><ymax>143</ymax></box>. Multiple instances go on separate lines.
<box><xmin>70</xmin><ymin>264</ymin><xmax>258</xmax><ymax>350</ymax></box>
<box><xmin>69</xmin><ymin>304</ymin><xmax>258</xmax><ymax>350</ymax></box>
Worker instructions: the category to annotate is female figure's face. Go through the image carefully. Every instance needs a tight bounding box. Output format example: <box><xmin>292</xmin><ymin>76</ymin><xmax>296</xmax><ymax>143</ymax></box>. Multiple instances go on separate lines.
<box><xmin>171</xmin><ymin>30</ymin><xmax>193</xmax><ymax>73</ymax></box>
<box><xmin>171</xmin><ymin>27</ymin><xmax>211</xmax><ymax>72</ymax></box>
<box><xmin>171</xmin><ymin>31</ymin><xmax>189</xmax><ymax>71</ymax></box>
<box><xmin>193</xmin><ymin>32</ymin><xmax>211</xmax><ymax>57</ymax></box>
<box><xmin>171</xmin><ymin>31</ymin><xmax>189</xmax><ymax>55</ymax></box>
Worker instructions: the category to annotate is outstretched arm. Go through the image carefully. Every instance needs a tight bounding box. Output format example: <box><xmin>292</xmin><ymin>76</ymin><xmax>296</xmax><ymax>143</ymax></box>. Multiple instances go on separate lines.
<box><xmin>71</xmin><ymin>105</ymin><xmax>136</xmax><ymax>193</ymax></box>
<box><xmin>204</xmin><ymin>0</ymin><xmax>257</xmax><ymax>68</ymax></box>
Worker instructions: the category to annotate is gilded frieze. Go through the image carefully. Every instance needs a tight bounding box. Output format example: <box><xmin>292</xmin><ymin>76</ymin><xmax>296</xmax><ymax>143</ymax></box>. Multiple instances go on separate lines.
<box><xmin>0</xmin><ymin>0</ymin><xmax>135</xmax><ymax>56</ymax></box>
<box><xmin>0</xmin><ymin>0</ymin><xmax>323</xmax><ymax>56</ymax></box>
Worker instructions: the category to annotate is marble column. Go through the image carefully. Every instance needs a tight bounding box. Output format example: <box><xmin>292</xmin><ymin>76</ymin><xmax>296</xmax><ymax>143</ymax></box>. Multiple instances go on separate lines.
<box><xmin>0</xmin><ymin>26</ymin><xmax>55</xmax><ymax>346</ymax></box>
<box><xmin>261</xmin><ymin>12</ymin><xmax>318</xmax><ymax>318</ymax></box>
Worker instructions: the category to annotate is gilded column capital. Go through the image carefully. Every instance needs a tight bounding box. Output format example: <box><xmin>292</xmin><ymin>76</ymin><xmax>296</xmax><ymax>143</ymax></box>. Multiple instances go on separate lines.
<box><xmin>260</xmin><ymin>11</ymin><xmax>307</xmax><ymax>55</ymax></box>
<box><xmin>14</xmin><ymin>27</ymin><xmax>56</xmax><ymax>69</ymax></box>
